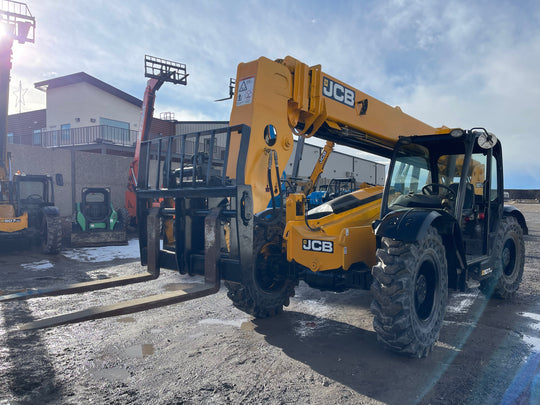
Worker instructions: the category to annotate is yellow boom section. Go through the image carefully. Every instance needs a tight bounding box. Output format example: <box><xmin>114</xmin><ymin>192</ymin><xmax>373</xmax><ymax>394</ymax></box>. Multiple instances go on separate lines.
<box><xmin>229</xmin><ymin>56</ymin><xmax>449</xmax><ymax>213</ymax></box>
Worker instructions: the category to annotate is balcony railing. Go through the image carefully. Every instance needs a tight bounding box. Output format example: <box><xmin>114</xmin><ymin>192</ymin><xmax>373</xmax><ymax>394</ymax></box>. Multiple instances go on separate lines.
<box><xmin>9</xmin><ymin>125</ymin><xmax>139</xmax><ymax>148</ymax></box>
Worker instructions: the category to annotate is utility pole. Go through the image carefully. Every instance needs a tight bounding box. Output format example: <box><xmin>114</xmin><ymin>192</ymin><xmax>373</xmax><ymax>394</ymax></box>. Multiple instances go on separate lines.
<box><xmin>0</xmin><ymin>0</ymin><xmax>35</xmax><ymax>178</ymax></box>
<box><xmin>13</xmin><ymin>80</ymin><xmax>27</xmax><ymax>113</ymax></box>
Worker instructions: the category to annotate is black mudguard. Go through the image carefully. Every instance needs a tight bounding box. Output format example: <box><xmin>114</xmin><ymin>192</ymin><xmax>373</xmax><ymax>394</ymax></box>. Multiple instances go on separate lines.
<box><xmin>373</xmin><ymin>208</ymin><xmax>448</xmax><ymax>243</ymax></box>
<box><xmin>373</xmin><ymin>208</ymin><xmax>467</xmax><ymax>288</ymax></box>
<box><xmin>504</xmin><ymin>205</ymin><xmax>528</xmax><ymax>235</ymax></box>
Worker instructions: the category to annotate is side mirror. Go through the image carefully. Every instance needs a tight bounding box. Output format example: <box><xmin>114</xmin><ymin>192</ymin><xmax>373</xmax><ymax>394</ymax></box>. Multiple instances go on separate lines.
<box><xmin>55</xmin><ymin>173</ymin><xmax>64</xmax><ymax>187</ymax></box>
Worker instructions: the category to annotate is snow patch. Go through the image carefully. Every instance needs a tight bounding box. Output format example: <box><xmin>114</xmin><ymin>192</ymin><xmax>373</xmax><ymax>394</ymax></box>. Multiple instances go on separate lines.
<box><xmin>521</xmin><ymin>312</ymin><xmax>540</xmax><ymax>323</ymax></box>
<box><xmin>294</xmin><ymin>298</ymin><xmax>332</xmax><ymax>318</ymax></box>
<box><xmin>62</xmin><ymin>239</ymin><xmax>140</xmax><ymax>262</ymax></box>
<box><xmin>522</xmin><ymin>335</ymin><xmax>540</xmax><ymax>352</ymax></box>
<box><xmin>521</xmin><ymin>312</ymin><xmax>540</xmax><ymax>353</ymax></box>
<box><xmin>21</xmin><ymin>260</ymin><xmax>54</xmax><ymax>271</ymax></box>
<box><xmin>446</xmin><ymin>291</ymin><xmax>479</xmax><ymax>314</ymax></box>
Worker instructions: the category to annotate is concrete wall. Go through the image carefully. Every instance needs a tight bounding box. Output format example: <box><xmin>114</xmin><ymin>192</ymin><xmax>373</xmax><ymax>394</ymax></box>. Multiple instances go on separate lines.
<box><xmin>7</xmin><ymin>144</ymin><xmax>131</xmax><ymax>217</ymax></box>
<box><xmin>73</xmin><ymin>151</ymin><xmax>132</xmax><ymax>214</ymax></box>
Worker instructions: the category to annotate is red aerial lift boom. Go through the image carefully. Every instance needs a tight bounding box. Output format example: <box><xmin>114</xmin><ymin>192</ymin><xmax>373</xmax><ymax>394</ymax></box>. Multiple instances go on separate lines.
<box><xmin>125</xmin><ymin>55</ymin><xmax>188</xmax><ymax>223</ymax></box>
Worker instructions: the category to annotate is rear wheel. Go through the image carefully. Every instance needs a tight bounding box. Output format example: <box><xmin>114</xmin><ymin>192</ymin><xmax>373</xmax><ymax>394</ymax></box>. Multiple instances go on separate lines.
<box><xmin>480</xmin><ymin>216</ymin><xmax>524</xmax><ymax>299</ymax></box>
<box><xmin>371</xmin><ymin>226</ymin><xmax>448</xmax><ymax>358</ymax></box>
<box><xmin>42</xmin><ymin>215</ymin><xmax>62</xmax><ymax>254</ymax></box>
<box><xmin>225</xmin><ymin>215</ymin><xmax>297</xmax><ymax>318</ymax></box>
<box><xmin>115</xmin><ymin>207</ymin><xmax>129</xmax><ymax>233</ymax></box>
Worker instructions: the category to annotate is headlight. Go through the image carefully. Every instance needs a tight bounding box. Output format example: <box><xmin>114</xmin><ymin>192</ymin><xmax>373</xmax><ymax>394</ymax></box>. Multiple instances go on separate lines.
<box><xmin>450</xmin><ymin>128</ymin><xmax>464</xmax><ymax>138</ymax></box>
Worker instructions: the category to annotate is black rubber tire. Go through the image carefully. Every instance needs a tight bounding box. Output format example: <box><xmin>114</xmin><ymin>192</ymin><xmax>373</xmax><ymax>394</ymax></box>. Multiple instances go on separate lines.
<box><xmin>371</xmin><ymin>226</ymin><xmax>448</xmax><ymax>358</ymax></box>
<box><xmin>480</xmin><ymin>216</ymin><xmax>525</xmax><ymax>299</ymax></box>
<box><xmin>42</xmin><ymin>215</ymin><xmax>62</xmax><ymax>254</ymax></box>
<box><xmin>225</xmin><ymin>215</ymin><xmax>297</xmax><ymax>318</ymax></box>
<box><xmin>115</xmin><ymin>207</ymin><xmax>129</xmax><ymax>233</ymax></box>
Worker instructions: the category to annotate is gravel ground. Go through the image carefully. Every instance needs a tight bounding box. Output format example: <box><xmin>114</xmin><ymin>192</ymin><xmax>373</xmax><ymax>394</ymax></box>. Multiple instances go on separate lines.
<box><xmin>0</xmin><ymin>203</ymin><xmax>539</xmax><ymax>404</ymax></box>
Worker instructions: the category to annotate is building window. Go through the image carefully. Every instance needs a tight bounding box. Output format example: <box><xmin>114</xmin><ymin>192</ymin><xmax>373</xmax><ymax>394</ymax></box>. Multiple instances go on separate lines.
<box><xmin>7</xmin><ymin>132</ymin><xmax>13</xmax><ymax>144</ymax></box>
<box><xmin>61</xmin><ymin>124</ymin><xmax>71</xmax><ymax>143</ymax></box>
<box><xmin>100</xmin><ymin>117</ymin><xmax>130</xmax><ymax>144</ymax></box>
<box><xmin>33</xmin><ymin>129</ymin><xmax>42</xmax><ymax>145</ymax></box>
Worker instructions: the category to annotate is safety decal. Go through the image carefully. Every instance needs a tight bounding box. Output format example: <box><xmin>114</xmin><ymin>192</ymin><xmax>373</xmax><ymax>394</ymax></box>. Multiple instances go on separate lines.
<box><xmin>481</xmin><ymin>267</ymin><xmax>493</xmax><ymax>276</ymax></box>
<box><xmin>236</xmin><ymin>76</ymin><xmax>255</xmax><ymax>106</ymax></box>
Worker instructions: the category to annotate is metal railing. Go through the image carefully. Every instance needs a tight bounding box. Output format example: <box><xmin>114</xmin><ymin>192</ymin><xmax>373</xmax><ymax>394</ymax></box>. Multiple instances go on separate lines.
<box><xmin>10</xmin><ymin>125</ymin><xmax>138</xmax><ymax>148</ymax></box>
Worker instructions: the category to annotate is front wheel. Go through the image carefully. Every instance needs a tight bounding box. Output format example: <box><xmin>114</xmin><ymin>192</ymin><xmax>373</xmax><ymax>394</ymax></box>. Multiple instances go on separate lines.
<box><xmin>480</xmin><ymin>216</ymin><xmax>525</xmax><ymax>299</ymax></box>
<box><xmin>225</xmin><ymin>216</ymin><xmax>297</xmax><ymax>318</ymax></box>
<box><xmin>114</xmin><ymin>207</ymin><xmax>129</xmax><ymax>233</ymax></box>
<box><xmin>371</xmin><ymin>226</ymin><xmax>448</xmax><ymax>358</ymax></box>
<box><xmin>42</xmin><ymin>215</ymin><xmax>62</xmax><ymax>254</ymax></box>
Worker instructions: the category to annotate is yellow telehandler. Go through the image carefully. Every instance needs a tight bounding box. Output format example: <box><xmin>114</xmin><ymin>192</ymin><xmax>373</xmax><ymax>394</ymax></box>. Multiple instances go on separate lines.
<box><xmin>2</xmin><ymin>55</ymin><xmax>527</xmax><ymax>358</ymax></box>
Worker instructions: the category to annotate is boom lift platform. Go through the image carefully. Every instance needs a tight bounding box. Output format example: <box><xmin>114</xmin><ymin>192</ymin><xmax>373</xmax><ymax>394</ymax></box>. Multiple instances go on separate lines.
<box><xmin>0</xmin><ymin>56</ymin><xmax>527</xmax><ymax>358</ymax></box>
<box><xmin>125</xmin><ymin>55</ymin><xmax>188</xmax><ymax>224</ymax></box>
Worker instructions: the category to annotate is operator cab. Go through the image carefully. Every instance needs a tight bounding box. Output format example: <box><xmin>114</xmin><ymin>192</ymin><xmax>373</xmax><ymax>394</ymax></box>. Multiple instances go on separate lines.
<box><xmin>381</xmin><ymin>129</ymin><xmax>502</xmax><ymax>262</ymax></box>
<box><xmin>16</xmin><ymin>175</ymin><xmax>55</xmax><ymax>227</ymax></box>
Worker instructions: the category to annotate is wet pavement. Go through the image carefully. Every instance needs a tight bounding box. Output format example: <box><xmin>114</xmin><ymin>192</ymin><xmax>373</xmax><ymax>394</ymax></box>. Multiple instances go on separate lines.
<box><xmin>0</xmin><ymin>203</ymin><xmax>539</xmax><ymax>404</ymax></box>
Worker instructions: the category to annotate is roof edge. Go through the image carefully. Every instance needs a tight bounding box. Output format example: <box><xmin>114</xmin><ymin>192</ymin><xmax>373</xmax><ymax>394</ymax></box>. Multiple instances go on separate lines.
<box><xmin>34</xmin><ymin>72</ymin><xmax>142</xmax><ymax>108</ymax></box>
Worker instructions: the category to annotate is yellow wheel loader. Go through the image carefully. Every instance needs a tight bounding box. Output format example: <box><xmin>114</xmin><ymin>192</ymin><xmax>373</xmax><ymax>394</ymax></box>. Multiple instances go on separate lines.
<box><xmin>0</xmin><ymin>173</ymin><xmax>63</xmax><ymax>254</ymax></box>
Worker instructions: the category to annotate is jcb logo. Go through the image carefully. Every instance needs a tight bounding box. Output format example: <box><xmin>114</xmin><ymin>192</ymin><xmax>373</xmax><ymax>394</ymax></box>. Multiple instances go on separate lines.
<box><xmin>322</xmin><ymin>77</ymin><xmax>355</xmax><ymax>108</ymax></box>
<box><xmin>302</xmin><ymin>239</ymin><xmax>334</xmax><ymax>253</ymax></box>
<box><xmin>319</xmin><ymin>150</ymin><xmax>327</xmax><ymax>164</ymax></box>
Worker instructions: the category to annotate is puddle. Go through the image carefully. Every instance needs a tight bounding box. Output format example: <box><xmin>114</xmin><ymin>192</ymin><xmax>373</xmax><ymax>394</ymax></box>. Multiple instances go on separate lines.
<box><xmin>125</xmin><ymin>344</ymin><xmax>155</xmax><ymax>359</ymax></box>
<box><xmin>117</xmin><ymin>317</ymin><xmax>136</xmax><ymax>323</ymax></box>
<box><xmin>294</xmin><ymin>318</ymin><xmax>330</xmax><ymax>338</ymax></box>
<box><xmin>198</xmin><ymin>318</ymin><xmax>249</xmax><ymax>328</ymax></box>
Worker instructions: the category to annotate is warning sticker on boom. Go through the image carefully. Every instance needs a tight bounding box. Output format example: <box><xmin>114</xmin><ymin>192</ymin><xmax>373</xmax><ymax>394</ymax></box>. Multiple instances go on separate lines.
<box><xmin>236</xmin><ymin>76</ymin><xmax>255</xmax><ymax>106</ymax></box>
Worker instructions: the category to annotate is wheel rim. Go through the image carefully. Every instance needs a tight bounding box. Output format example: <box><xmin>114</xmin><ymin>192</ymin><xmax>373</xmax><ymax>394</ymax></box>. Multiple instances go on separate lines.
<box><xmin>415</xmin><ymin>260</ymin><xmax>437</xmax><ymax>321</ymax></box>
<box><xmin>255</xmin><ymin>243</ymin><xmax>286</xmax><ymax>293</ymax></box>
<box><xmin>502</xmin><ymin>238</ymin><xmax>517</xmax><ymax>277</ymax></box>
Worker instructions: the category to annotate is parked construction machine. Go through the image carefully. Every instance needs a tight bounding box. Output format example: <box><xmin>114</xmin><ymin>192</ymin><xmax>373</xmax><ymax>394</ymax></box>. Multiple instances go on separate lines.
<box><xmin>0</xmin><ymin>1</ymin><xmax>63</xmax><ymax>254</ymax></box>
<box><xmin>125</xmin><ymin>55</ymin><xmax>188</xmax><ymax>225</ymax></box>
<box><xmin>1</xmin><ymin>55</ymin><xmax>527</xmax><ymax>358</ymax></box>
<box><xmin>71</xmin><ymin>187</ymin><xmax>128</xmax><ymax>247</ymax></box>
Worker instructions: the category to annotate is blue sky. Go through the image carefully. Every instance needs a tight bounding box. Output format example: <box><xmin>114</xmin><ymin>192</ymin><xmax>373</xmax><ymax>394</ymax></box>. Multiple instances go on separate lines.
<box><xmin>8</xmin><ymin>0</ymin><xmax>540</xmax><ymax>189</ymax></box>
